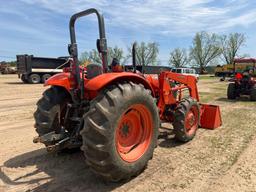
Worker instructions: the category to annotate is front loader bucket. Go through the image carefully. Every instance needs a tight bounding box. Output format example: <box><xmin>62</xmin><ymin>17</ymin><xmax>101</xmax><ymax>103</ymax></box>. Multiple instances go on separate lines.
<box><xmin>200</xmin><ymin>104</ymin><xmax>222</xmax><ymax>129</ymax></box>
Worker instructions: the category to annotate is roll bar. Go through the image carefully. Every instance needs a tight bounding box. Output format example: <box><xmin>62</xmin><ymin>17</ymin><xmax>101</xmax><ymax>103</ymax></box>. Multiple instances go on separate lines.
<box><xmin>68</xmin><ymin>8</ymin><xmax>108</xmax><ymax>88</ymax></box>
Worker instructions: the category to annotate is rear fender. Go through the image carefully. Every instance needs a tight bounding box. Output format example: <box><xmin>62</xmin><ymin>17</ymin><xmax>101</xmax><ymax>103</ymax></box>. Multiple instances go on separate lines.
<box><xmin>44</xmin><ymin>72</ymin><xmax>71</xmax><ymax>91</ymax></box>
<box><xmin>84</xmin><ymin>72</ymin><xmax>155</xmax><ymax>98</ymax></box>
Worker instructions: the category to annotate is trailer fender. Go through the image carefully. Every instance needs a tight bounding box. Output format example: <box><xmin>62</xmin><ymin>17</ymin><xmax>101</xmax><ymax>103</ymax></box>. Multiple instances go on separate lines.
<box><xmin>44</xmin><ymin>72</ymin><xmax>71</xmax><ymax>91</ymax></box>
<box><xmin>84</xmin><ymin>72</ymin><xmax>155</xmax><ymax>98</ymax></box>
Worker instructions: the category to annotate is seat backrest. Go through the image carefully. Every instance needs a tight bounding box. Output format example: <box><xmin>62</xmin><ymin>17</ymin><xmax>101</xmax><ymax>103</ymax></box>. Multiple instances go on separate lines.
<box><xmin>86</xmin><ymin>63</ymin><xmax>103</xmax><ymax>79</ymax></box>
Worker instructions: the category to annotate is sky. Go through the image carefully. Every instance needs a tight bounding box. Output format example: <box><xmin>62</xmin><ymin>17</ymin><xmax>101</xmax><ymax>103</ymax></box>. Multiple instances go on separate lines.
<box><xmin>1</xmin><ymin>0</ymin><xmax>256</xmax><ymax>65</ymax></box>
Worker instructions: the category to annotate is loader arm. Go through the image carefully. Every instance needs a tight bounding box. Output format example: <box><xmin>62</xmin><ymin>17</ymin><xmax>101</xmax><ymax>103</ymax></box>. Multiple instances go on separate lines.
<box><xmin>157</xmin><ymin>71</ymin><xmax>222</xmax><ymax>129</ymax></box>
<box><xmin>157</xmin><ymin>71</ymin><xmax>199</xmax><ymax>117</ymax></box>
<box><xmin>162</xmin><ymin>72</ymin><xmax>200</xmax><ymax>101</ymax></box>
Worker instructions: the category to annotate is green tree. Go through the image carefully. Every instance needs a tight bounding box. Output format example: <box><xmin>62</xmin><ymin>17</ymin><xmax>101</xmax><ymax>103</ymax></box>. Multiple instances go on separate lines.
<box><xmin>128</xmin><ymin>42</ymin><xmax>159</xmax><ymax>66</ymax></box>
<box><xmin>79</xmin><ymin>51</ymin><xmax>93</xmax><ymax>65</ymax></box>
<box><xmin>190</xmin><ymin>31</ymin><xmax>221</xmax><ymax>73</ymax></box>
<box><xmin>108</xmin><ymin>46</ymin><xmax>128</xmax><ymax>65</ymax></box>
<box><xmin>79</xmin><ymin>46</ymin><xmax>127</xmax><ymax>66</ymax></box>
<box><xmin>169</xmin><ymin>48</ymin><xmax>190</xmax><ymax>67</ymax></box>
<box><xmin>220</xmin><ymin>33</ymin><xmax>246</xmax><ymax>65</ymax></box>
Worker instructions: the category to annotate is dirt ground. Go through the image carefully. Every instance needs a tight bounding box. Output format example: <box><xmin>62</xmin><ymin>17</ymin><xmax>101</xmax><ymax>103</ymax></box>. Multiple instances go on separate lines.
<box><xmin>0</xmin><ymin>74</ymin><xmax>256</xmax><ymax>192</ymax></box>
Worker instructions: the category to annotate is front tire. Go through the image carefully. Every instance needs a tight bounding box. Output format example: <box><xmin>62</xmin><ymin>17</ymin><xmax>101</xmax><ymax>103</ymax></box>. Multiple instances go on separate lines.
<box><xmin>21</xmin><ymin>74</ymin><xmax>29</xmax><ymax>83</ymax></box>
<box><xmin>173</xmin><ymin>97</ymin><xmax>200</xmax><ymax>142</ymax></box>
<box><xmin>227</xmin><ymin>83</ymin><xmax>236</xmax><ymax>100</ymax></box>
<box><xmin>81</xmin><ymin>82</ymin><xmax>159</xmax><ymax>181</ymax></box>
<box><xmin>250</xmin><ymin>87</ymin><xmax>256</xmax><ymax>101</ymax></box>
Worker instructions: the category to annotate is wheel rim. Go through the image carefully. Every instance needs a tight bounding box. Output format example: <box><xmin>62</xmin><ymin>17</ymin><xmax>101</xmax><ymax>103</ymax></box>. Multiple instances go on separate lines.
<box><xmin>33</xmin><ymin>77</ymin><xmax>38</xmax><ymax>82</ymax></box>
<box><xmin>115</xmin><ymin>104</ymin><xmax>153</xmax><ymax>163</ymax></box>
<box><xmin>184</xmin><ymin>105</ymin><xmax>199</xmax><ymax>136</ymax></box>
<box><xmin>43</xmin><ymin>75</ymin><xmax>51</xmax><ymax>82</ymax></box>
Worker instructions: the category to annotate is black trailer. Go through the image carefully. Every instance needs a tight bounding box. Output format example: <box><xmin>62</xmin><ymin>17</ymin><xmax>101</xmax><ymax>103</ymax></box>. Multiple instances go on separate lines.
<box><xmin>16</xmin><ymin>55</ymin><xmax>69</xmax><ymax>83</ymax></box>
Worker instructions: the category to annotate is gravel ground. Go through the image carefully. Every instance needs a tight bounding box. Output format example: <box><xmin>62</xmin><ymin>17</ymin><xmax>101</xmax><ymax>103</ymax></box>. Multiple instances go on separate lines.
<box><xmin>0</xmin><ymin>74</ymin><xmax>256</xmax><ymax>192</ymax></box>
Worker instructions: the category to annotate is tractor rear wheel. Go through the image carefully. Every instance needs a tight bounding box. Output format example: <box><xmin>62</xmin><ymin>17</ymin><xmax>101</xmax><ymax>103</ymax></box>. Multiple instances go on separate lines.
<box><xmin>81</xmin><ymin>82</ymin><xmax>159</xmax><ymax>181</ymax></box>
<box><xmin>34</xmin><ymin>86</ymin><xmax>71</xmax><ymax>146</ymax></box>
<box><xmin>173</xmin><ymin>97</ymin><xmax>200</xmax><ymax>142</ymax></box>
<box><xmin>227</xmin><ymin>83</ymin><xmax>236</xmax><ymax>100</ymax></box>
<box><xmin>250</xmin><ymin>87</ymin><xmax>256</xmax><ymax>101</ymax></box>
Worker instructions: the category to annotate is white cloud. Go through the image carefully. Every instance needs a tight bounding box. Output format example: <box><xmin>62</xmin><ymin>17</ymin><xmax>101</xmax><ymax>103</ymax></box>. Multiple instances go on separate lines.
<box><xmin>1</xmin><ymin>0</ymin><xmax>256</xmax><ymax>62</ymax></box>
<box><xmin>18</xmin><ymin>0</ymin><xmax>256</xmax><ymax>36</ymax></box>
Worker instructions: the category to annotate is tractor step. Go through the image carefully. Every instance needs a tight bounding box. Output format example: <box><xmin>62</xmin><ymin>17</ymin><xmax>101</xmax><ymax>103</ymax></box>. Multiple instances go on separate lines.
<box><xmin>46</xmin><ymin>137</ymin><xmax>70</xmax><ymax>152</ymax></box>
<box><xmin>33</xmin><ymin>130</ymin><xmax>82</xmax><ymax>152</ymax></box>
<box><xmin>33</xmin><ymin>131</ymin><xmax>68</xmax><ymax>144</ymax></box>
<box><xmin>46</xmin><ymin>137</ymin><xmax>82</xmax><ymax>152</ymax></box>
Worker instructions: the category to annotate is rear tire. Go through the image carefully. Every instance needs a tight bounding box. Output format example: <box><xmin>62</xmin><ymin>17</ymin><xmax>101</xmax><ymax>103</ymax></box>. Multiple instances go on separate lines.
<box><xmin>81</xmin><ymin>82</ymin><xmax>159</xmax><ymax>181</ymax></box>
<box><xmin>173</xmin><ymin>97</ymin><xmax>200</xmax><ymax>142</ymax></box>
<box><xmin>227</xmin><ymin>83</ymin><xmax>236</xmax><ymax>100</ymax></box>
<box><xmin>42</xmin><ymin>74</ymin><xmax>51</xmax><ymax>83</ymax></box>
<box><xmin>250</xmin><ymin>87</ymin><xmax>256</xmax><ymax>101</ymax></box>
<box><xmin>29</xmin><ymin>74</ymin><xmax>41</xmax><ymax>84</ymax></box>
<box><xmin>21</xmin><ymin>74</ymin><xmax>29</xmax><ymax>83</ymax></box>
<box><xmin>34</xmin><ymin>86</ymin><xmax>71</xmax><ymax>146</ymax></box>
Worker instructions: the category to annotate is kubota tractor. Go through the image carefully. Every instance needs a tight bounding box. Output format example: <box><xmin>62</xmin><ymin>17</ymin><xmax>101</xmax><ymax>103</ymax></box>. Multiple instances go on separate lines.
<box><xmin>227</xmin><ymin>58</ymin><xmax>256</xmax><ymax>101</ymax></box>
<box><xmin>33</xmin><ymin>8</ymin><xmax>222</xmax><ymax>181</ymax></box>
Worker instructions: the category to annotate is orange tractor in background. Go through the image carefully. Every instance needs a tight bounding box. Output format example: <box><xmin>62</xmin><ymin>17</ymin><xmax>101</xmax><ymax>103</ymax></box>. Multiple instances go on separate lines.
<box><xmin>33</xmin><ymin>8</ymin><xmax>222</xmax><ymax>181</ymax></box>
<box><xmin>227</xmin><ymin>58</ymin><xmax>256</xmax><ymax>101</ymax></box>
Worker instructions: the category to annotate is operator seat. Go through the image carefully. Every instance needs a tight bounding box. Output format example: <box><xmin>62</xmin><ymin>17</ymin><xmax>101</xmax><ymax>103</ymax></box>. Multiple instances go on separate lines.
<box><xmin>111</xmin><ymin>58</ymin><xmax>123</xmax><ymax>72</ymax></box>
<box><xmin>86</xmin><ymin>63</ymin><xmax>103</xmax><ymax>79</ymax></box>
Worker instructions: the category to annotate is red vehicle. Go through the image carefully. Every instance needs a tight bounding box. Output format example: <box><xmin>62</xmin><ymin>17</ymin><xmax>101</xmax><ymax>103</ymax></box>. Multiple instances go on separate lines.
<box><xmin>33</xmin><ymin>8</ymin><xmax>222</xmax><ymax>181</ymax></box>
<box><xmin>227</xmin><ymin>58</ymin><xmax>256</xmax><ymax>101</ymax></box>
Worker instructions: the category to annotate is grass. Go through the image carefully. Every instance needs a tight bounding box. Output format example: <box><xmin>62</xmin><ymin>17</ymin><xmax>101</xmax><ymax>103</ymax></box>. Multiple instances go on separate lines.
<box><xmin>199</xmin><ymin>75</ymin><xmax>219</xmax><ymax>80</ymax></box>
<box><xmin>199</xmin><ymin>90</ymin><xmax>226</xmax><ymax>103</ymax></box>
<box><xmin>198</xmin><ymin>78</ymin><xmax>256</xmax><ymax>175</ymax></box>
<box><xmin>211</xmin><ymin>108</ymin><xmax>256</xmax><ymax>167</ymax></box>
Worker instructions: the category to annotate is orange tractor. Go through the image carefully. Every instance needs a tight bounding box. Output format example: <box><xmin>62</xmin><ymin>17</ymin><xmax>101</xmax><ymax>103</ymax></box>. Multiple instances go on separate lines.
<box><xmin>227</xmin><ymin>58</ymin><xmax>256</xmax><ymax>101</ymax></box>
<box><xmin>33</xmin><ymin>8</ymin><xmax>222</xmax><ymax>181</ymax></box>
